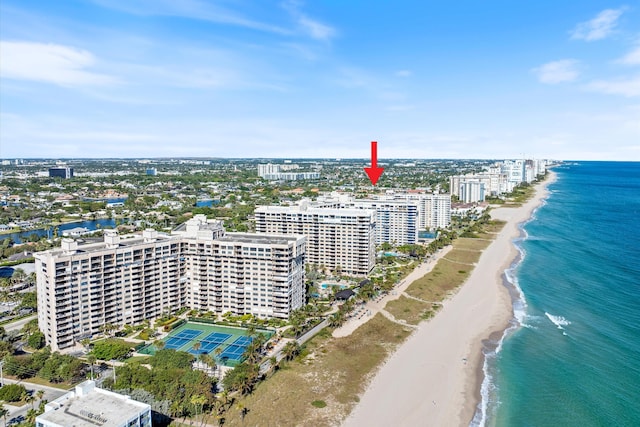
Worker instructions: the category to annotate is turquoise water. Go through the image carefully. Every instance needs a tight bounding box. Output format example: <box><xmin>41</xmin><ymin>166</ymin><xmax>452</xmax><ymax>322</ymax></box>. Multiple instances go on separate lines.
<box><xmin>476</xmin><ymin>162</ymin><xmax>640</xmax><ymax>427</ymax></box>
<box><xmin>320</xmin><ymin>283</ymin><xmax>348</xmax><ymax>290</ymax></box>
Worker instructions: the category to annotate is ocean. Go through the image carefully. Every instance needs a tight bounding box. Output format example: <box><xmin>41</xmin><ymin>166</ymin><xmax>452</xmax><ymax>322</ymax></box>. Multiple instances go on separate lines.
<box><xmin>477</xmin><ymin>162</ymin><xmax>640</xmax><ymax>427</ymax></box>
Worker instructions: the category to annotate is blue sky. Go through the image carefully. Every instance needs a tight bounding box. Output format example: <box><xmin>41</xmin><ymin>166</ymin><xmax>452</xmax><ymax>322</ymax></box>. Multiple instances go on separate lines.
<box><xmin>1</xmin><ymin>1</ymin><xmax>639</xmax><ymax>160</ymax></box>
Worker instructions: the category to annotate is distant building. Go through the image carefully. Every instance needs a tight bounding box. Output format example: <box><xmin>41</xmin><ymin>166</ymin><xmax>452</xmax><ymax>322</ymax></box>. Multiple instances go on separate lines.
<box><xmin>258</xmin><ymin>163</ymin><xmax>319</xmax><ymax>181</ymax></box>
<box><xmin>49</xmin><ymin>167</ymin><xmax>74</xmax><ymax>179</ymax></box>
<box><xmin>458</xmin><ymin>181</ymin><xmax>485</xmax><ymax>203</ymax></box>
<box><xmin>62</xmin><ymin>227</ymin><xmax>92</xmax><ymax>237</ymax></box>
<box><xmin>145</xmin><ymin>168</ymin><xmax>157</xmax><ymax>176</ymax></box>
<box><xmin>36</xmin><ymin>380</ymin><xmax>152</xmax><ymax>427</ymax></box>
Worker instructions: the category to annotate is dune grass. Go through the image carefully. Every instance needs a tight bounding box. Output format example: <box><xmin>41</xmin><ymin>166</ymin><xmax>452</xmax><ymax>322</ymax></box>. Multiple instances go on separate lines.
<box><xmin>222</xmin><ymin>315</ymin><xmax>412</xmax><ymax>427</ymax></box>
<box><xmin>385</xmin><ymin>295</ymin><xmax>433</xmax><ymax>325</ymax></box>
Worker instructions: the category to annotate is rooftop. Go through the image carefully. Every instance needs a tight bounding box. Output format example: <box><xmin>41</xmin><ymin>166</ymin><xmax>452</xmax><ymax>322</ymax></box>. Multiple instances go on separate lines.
<box><xmin>219</xmin><ymin>232</ymin><xmax>305</xmax><ymax>246</ymax></box>
<box><xmin>37</xmin><ymin>381</ymin><xmax>150</xmax><ymax>427</ymax></box>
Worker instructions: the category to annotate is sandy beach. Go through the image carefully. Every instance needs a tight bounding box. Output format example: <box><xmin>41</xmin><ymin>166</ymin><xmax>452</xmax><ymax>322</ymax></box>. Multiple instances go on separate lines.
<box><xmin>343</xmin><ymin>173</ymin><xmax>556</xmax><ymax>427</ymax></box>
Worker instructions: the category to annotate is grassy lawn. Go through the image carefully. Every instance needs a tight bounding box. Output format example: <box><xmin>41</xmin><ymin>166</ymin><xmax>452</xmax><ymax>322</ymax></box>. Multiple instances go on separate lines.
<box><xmin>405</xmin><ymin>258</ymin><xmax>471</xmax><ymax>302</ymax></box>
<box><xmin>222</xmin><ymin>315</ymin><xmax>412</xmax><ymax>427</ymax></box>
<box><xmin>125</xmin><ymin>355</ymin><xmax>151</xmax><ymax>364</ymax></box>
<box><xmin>385</xmin><ymin>295</ymin><xmax>432</xmax><ymax>325</ymax></box>
<box><xmin>444</xmin><ymin>248</ymin><xmax>483</xmax><ymax>265</ymax></box>
<box><xmin>453</xmin><ymin>238</ymin><xmax>492</xmax><ymax>251</ymax></box>
<box><xmin>9</xmin><ymin>375</ymin><xmax>75</xmax><ymax>390</ymax></box>
<box><xmin>483</xmin><ymin>220</ymin><xmax>507</xmax><ymax>233</ymax></box>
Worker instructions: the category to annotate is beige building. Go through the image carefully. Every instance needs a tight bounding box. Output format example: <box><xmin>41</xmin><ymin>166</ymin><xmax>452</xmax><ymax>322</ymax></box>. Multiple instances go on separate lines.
<box><xmin>254</xmin><ymin>203</ymin><xmax>375</xmax><ymax>276</ymax></box>
<box><xmin>35</xmin><ymin>216</ymin><xmax>305</xmax><ymax>351</ymax></box>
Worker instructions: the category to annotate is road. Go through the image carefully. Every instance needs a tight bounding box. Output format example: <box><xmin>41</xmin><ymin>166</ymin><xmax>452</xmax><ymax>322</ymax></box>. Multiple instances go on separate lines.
<box><xmin>0</xmin><ymin>378</ymin><xmax>69</xmax><ymax>426</ymax></box>
<box><xmin>2</xmin><ymin>314</ymin><xmax>37</xmax><ymax>333</ymax></box>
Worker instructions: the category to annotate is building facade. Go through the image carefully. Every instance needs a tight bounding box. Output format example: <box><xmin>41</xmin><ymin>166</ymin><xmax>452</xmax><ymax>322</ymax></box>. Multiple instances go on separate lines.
<box><xmin>36</xmin><ymin>380</ymin><xmax>151</xmax><ymax>427</ymax></box>
<box><xmin>255</xmin><ymin>203</ymin><xmax>375</xmax><ymax>276</ymax></box>
<box><xmin>48</xmin><ymin>167</ymin><xmax>74</xmax><ymax>179</ymax></box>
<box><xmin>344</xmin><ymin>200</ymin><xmax>418</xmax><ymax>245</ymax></box>
<box><xmin>35</xmin><ymin>216</ymin><xmax>305</xmax><ymax>350</ymax></box>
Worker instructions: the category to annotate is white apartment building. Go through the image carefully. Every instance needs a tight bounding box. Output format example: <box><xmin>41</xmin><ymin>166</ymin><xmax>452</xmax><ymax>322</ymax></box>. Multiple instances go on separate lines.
<box><xmin>417</xmin><ymin>194</ymin><xmax>451</xmax><ymax>230</ymax></box>
<box><xmin>315</xmin><ymin>195</ymin><xmax>418</xmax><ymax>245</ymax></box>
<box><xmin>348</xmin><ymin>200</ymin><xmax>418</xmax><ymax>245</ymax></box>
<box><xmin>254</xmin><ymin>203</ymin><xmax>375</xmax><ymax>276</ymax></box>
<box><xmin>258</xmin><ymin>163</ymin><xmax>320</xmax><ymax>181</ymax></box>
<box><xmin>378</xmin><ymin>193</ymin><xmax>452</xmax><ymax>231</ymax></box>
<box><xmin>458</xmin><ymin>181</ymin><xmax>486</xmax><ymax>203</ymax></box>
<box><xmin>36</xmin><ymin>380</ymin><xmax>151</xmax><ymax>427</ymax></box>
<box><xmin>35</xmin><ymin>216</ymin><xmax>305</xmax><ymax>351</ymax></box>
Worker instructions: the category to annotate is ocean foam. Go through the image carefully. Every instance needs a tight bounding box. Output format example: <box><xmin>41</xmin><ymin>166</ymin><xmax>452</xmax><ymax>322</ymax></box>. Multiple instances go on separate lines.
<box><xmin>545</xmin><ymin>312</ymin><xmax>571</xmax><ymax>330</ymax></box>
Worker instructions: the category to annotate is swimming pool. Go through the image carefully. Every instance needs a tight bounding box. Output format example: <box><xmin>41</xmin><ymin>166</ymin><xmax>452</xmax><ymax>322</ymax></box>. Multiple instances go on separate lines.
<box><xmin>320</xmin><ymin>283</ymin><xmax>349</xmax><ymax>290</ymax></box>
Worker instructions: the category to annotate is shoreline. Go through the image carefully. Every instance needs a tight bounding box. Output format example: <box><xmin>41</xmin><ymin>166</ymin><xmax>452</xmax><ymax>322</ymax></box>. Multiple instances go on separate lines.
<box><xmin>471</xmin><ymin>170</ymin><xmax>557</xmax><ymax>425</ymax></box>
<box><xmin>343</xmin><ymin>173</ymin><xmax>556</xmax><ymax>427</ymax></box>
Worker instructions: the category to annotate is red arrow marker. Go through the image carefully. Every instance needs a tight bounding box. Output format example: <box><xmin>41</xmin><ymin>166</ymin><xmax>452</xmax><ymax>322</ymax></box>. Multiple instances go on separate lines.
<box><xmin>364</xmin><ymin>140</ymin><xmax>384</xmax><ymax>185</ymax></box>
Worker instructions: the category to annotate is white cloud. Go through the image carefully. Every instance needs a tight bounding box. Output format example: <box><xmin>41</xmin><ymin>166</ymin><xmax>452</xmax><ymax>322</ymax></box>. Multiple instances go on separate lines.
<box><xmin>282</xmin><ymin>0</ymin><xmax>336</xmax><ymax>41</ymax></box>
<box><xmin>571</xmin><ymin>8</ymin><xmax>625</xmax><ymax>41</ymax></box>
<box><xmin>618</xmin><ymin>45</ymin><xmax>640</xmax><ymax>65</ymax></box>
<box><xmin>533</xmin><ymin>60</ymin><xmax>580</xmax><ymax>84</ymax></box>
<box><xmin>297</xmin><ymin>16</ymin><xmax>335</xmax><ymax>41</ymax></box>
<box><xmin>92</xmin><ymin>0</ymin><xmax>290</xmax><ymax>35</ymax></box>
<box><xmin>585</xmin><ymin>75</ymin><xmax>640</xmax><ymax>97</ymax></box>
<box><xmin>395</xmin><ymin>70</ymin><xmax>412</xmax><ymax>77</ymax></box>
<box><xmin>0</xmin><ymin>41</ymin><xmax>115</xmax><ymax>87</ymax></box>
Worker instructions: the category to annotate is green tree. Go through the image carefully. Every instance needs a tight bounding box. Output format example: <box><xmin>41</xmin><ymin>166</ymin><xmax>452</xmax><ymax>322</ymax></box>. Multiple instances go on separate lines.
<box><xmin>27</xmin><ymin>331</ymin><xmax>46</xmax><ymax>349</ymax></box>
<box><xmin>0</xmin><ymin>384</ymin><xmax>27</xmax><ymax>402</ymax></box>
<box><xmin>149</xmin><ymin>349</ymin><xmax>194</xmax><ymax>369</ymax></box>
<box><xmin>92</xmin><ymin>339</ymin><xmax>131</xmax><ymax>361</ymax></box>
<box><xmin>10</xmin><ymin>268</ymin><xmax>26</xmax><ymax>285</ymax></box>
<box><xmin>282</xmin><ymin>341</ymin><xmax>300</xmax><ymax>361</ymax></box>
<box><xmin>20</xmin><ymin>292</ymin><xmax>38</xmax><ymax>310</ymax></box>
<box><xmin>87</xmin><ymin>354</ymin><xmax>97</xmax><ymax>380</ymax></box>
<box><xmin>26</xmin><ymin>407</ymin><xmax>38</xmax><ymax>424</ymax></box>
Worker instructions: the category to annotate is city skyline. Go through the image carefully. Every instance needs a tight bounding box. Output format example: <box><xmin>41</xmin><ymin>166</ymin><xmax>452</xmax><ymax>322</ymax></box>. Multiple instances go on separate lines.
<box><xmin>1</xmin><ymin>1</ymin><xmax>639</xmax><ymax>160</ymax></box>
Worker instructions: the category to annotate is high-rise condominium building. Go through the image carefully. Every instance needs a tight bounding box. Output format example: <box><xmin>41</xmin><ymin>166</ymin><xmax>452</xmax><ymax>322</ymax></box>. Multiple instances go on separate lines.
<box><xmin>35</xmin><ymin>216</ymin><xmax>305</xmax><ymax>351</ymax></box>
<box><xmin>335</xmin><ymin>200</ymin><xmax>418</xmax><ymax>245</ymax></box>
<box><xmin>254</xmin><ymin>203</ymin><xmax>376</xmax><ymax>276</ymax></box>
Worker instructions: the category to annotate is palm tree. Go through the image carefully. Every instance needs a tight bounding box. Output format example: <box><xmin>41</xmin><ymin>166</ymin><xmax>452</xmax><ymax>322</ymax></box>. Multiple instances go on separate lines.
<box><xmin>268</xmin><ymin>356</ymin><xmax>279</xmax><ymax>375</ymax></box>
<box><xmin>282</xmin><ymin>341</ymin><xmax>300</xmax><ymax>361</ymax></box>
<box><xmin>26</xmin><ymin>394</ymin><xmax>36</xmax><ymax>410</ymax></box>
<box><xmin>87</xmin><ymin>354</ymin><xmax>97</xmax><ymax>380</ymax></box>
<box><xmin>199</xmin><ymin>353</ymin><xmax>215</xmax><ymax>376</ymax></box>
<box><xmin>26</xmin><ymin>408</ymin><xmax>38</xmax><ymax>424</ymax></box>
<box><xmin>36</xmin><ymin>390</ymin><xmax>45</xmax><ymax>404</ymax></box>
<box><xmin>11</xmin><ymin>268</ymin><xmax>27</xmax><ymax>285</ymax></box>
<box><xmin>328</xmin><ymin>311</ymin><xmax>345</xmax><ymax>328</ymax></box>
<box><xmin>193</xmin><ymin>342</ymin><xmax>202</xmax><ymax>354</ymax></box>
<box><xmin>190</xmin><ymin>394</ymin><xmax>206</xmax><ymax>419</ymax></box>
<box><xmin>236</xmin><ymin>401</ymin><xmax>248</xmax><ymax>425</ymax></box>
<box><xmin>154</xmin><ymin>339</ymin><xmax>165</xmax><ymax>351</ymax></box>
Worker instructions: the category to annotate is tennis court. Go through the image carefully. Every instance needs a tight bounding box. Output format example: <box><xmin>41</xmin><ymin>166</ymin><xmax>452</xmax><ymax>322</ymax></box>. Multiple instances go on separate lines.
<box><xmin>140</xmin><ymin>321</ymin><xmax>272</xmax><ymax>366</ymax></box>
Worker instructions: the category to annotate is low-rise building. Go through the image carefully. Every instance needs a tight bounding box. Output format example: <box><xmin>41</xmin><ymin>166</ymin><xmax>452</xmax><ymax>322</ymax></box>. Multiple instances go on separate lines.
<box><xmin>36</xmin><ymin>380</ymin><xmax>151</xmax><ymax>427</ymax></box>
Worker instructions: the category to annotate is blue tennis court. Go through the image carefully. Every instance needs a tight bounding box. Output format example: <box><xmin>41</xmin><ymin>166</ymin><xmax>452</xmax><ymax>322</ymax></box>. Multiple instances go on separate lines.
<box><xmin>142</xmin><ymin>321</ymin><xmax>273</xmax><ymax>366</ymax></box>
<box><xmin>202</xmin><ymin>332</ymin><xmax>231</xmax><ymax>344</ymax></box>
<box><xmin>219</xmin><ymin>336</ymin><xmax>254</xmax><ymax>361</ymax></box>
<box><xmin>165</xmin><ymin>337</ymin><xmax>189</xmax><ymax>350</ymax></box>
<box><xmin>174</xmin><ymin>329</ymin><xmax>202</xmax><ymax>339</ymax></box>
